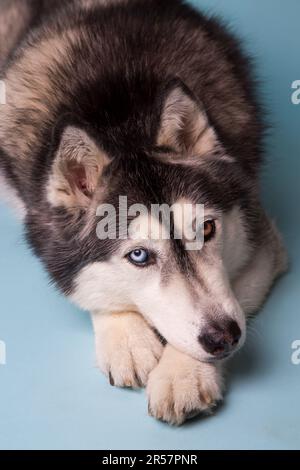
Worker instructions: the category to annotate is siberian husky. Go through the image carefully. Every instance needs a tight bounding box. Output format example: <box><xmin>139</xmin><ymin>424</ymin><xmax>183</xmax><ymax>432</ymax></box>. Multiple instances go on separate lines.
<box><xmin>0</xmin><ymin>0</ymin><xmax>287</xmax><ymax>424</ymax></box>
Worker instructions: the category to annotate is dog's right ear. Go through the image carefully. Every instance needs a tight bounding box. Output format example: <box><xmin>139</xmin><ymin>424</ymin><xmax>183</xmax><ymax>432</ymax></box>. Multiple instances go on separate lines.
<box><xmin>156</xmin><ymin>81</ymin><xmax>218</xmax><ymax>161</ymax></box>
<box><xmin>47</xmin><ymin>126</ymin><xmax>110</xmax><ymax>211</ymax></box>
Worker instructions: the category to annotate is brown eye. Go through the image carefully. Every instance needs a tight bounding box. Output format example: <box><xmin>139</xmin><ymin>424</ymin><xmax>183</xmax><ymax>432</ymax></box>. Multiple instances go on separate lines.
<box><xmin>203</xmin><ymin>220</ymin><xmax>216</xmax><ymax>242</ymax></box>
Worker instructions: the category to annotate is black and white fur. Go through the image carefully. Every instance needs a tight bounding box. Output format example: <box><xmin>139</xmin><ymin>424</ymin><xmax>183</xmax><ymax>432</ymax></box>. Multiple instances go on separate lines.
<box><xmin>0</xmin><ymin>0</ymin><xmax>287</xmax><ymax>424</ymax></box>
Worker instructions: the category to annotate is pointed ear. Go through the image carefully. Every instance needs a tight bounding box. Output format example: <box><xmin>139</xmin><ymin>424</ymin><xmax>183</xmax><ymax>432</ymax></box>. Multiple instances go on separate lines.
<box><xmin>156</xmin><ymin>83</ymin><xmax>218</xmax><ymax>159</ymax></box>
<box><xmin>47</xmin><ymin>126</ymin><xmax>110</xmax><ymax>210</ymax></box>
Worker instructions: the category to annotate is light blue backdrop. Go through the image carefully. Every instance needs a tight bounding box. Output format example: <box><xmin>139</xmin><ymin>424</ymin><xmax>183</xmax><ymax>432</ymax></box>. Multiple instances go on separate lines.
<box><xmin>0</xmin><ymin>0</ymin><xmax>299</xmax><ymax>450</ymax></box>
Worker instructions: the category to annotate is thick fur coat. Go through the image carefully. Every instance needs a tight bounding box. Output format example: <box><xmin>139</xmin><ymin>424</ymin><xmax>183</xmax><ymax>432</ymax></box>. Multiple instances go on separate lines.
<box><xmin>0</xmin><ymin>0</ymin><xmax>287</xmax><ymax>424</ymax></box>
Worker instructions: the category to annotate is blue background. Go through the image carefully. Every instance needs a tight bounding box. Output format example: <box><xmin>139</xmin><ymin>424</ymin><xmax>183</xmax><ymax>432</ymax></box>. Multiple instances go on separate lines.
<box><xmin>0</xmin><ymin>0</ymin><xmax>299</xmax><ymax>450</ymax></box>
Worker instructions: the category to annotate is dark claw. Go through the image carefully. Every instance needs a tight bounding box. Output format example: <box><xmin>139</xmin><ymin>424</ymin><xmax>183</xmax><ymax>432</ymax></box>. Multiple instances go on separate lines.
<box><xmin>109</xmin><ymin>371</ymin><xmax>115</xmax><ymax>386</ymax></box>
<box><xmin>185</xmin><ymin>409</ymin><xmax>201</xmax><ymax>421</ymax></box>
<box><xmin>134</xmin><ymin>371</ymin><xmax>143</xmax><ymax>388</ymax></box>
<box><xmin>152</xmin><ymin>328</ymin><xmax>167</xmax><ymax>346</ymax></box>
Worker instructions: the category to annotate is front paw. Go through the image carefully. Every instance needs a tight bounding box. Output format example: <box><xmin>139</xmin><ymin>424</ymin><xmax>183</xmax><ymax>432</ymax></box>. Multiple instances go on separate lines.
<box><xmin>96</xmin><ymin>312</ymin><xmax>164</xmax><ymax>388</ymax></box>
<box><xmin>147</xmin><ymin>346</ymin><xmax>223</xmax><ymax>425</ymax></box>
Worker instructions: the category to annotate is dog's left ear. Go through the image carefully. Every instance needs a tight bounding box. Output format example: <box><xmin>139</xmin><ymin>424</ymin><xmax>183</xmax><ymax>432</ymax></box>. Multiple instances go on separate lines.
<box><xmin>157</xmin><ymin>82</ymin><xmax>218</xmax><ymax>159</ymax></box>
<box><xmin>47</xmin><ymin>126</ymin><xmax>110</xmax><ymax>211</ymax></box>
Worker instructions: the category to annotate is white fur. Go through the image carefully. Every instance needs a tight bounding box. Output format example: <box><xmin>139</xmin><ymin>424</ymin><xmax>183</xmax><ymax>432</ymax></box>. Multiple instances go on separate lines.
<box><xmin>222</xmin><ymin>206</ymin><xmax>253</xmax><ymax>279</ymax></box>
<box><xmin>92</xmin><ymin>311</ymin><xmax>163</xmax><ymax>387</ymax></box>
<box><xmin>147</xmin><ymin>345</ymin><xmax>223</xmax><ymax>425</ymax></box>
<box><xmin>233</xmin><ymin>223</ymin><xmax>288</xmax><ymax>315</ymax></box>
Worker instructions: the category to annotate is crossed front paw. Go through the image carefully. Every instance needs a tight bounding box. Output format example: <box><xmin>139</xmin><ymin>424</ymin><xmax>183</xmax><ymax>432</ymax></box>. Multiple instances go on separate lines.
<box><xmin>147</xmin><ymin>345</ymin><xmax>223</xmax><ymax>425</ymax></box>
<box><xmin>97</xmin><ymin>312</ymin><xmax>164</xmax><ymax>388</ymax></box>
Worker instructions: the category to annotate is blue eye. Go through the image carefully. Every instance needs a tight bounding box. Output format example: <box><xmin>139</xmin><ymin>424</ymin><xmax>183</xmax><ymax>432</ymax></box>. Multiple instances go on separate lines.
<box><xmin>128</xmin><ymin>248</ymin><xmax>150</xmax><ymax>266</ymax></box>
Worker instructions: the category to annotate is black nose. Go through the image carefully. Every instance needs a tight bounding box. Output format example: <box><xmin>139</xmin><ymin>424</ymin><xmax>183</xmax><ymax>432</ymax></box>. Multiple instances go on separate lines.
<box><xmin>198</xmin><ymin>320</ymin><xmax>241</xmax><ymax>358</ymax></box>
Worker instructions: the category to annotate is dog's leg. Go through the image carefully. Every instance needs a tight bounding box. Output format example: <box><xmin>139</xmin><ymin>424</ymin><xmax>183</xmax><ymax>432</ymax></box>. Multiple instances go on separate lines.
<box><xmin>232</xmin><ymin>221</ymin><xmax>288</xmax><ymax>316</ymax></box>
<box><xmin>147</xmin><ymin>344</ymin><xmax>223</xmax><ymax>425</ymax></box>
<box><xmin>91</xmin><ymin>311</ymin><xmax>164</xmax><ymax>388</ymax></box>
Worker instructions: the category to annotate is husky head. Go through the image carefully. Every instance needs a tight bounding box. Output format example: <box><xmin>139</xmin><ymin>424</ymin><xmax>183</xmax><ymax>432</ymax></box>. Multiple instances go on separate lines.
<box><xmin>38</xmin><ymin>79</ymin><xmax>258</xmax><ymax>362</ymax></box>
